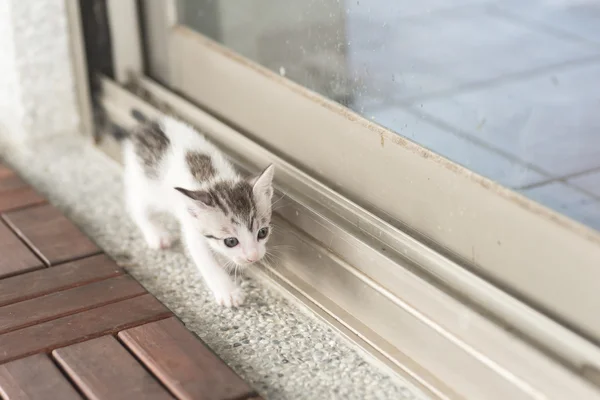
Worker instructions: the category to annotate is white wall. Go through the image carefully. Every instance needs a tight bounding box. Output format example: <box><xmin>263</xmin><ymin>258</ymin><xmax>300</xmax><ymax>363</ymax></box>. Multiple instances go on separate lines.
<box><xmin>0</xmin><ymin>0</ymin><xmax>80</xmax><ymax>142</ymax></box>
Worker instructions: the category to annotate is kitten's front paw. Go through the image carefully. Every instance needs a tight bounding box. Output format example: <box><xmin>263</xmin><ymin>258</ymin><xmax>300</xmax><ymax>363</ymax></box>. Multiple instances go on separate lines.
<box><xmin>144</xmin><ymin>231</ymin><xmax>174</xmax><ymax>250</ymax></box>
<box><xmin>213</xmin><ymin>285</ymin><xmax>245</xmax><ymax>308</ymax></box>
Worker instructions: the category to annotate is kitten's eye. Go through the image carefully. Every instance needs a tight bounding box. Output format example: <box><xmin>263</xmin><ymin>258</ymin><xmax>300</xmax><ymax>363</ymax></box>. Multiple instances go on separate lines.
<box><xmin>224</xmin><ymin>237</ymin><xmax>239</xmax><ymax>248</ymax></box>
<box><xmin>257</xmin><ymin>227</ymin><xmax>269</xmax><ymax>240</ymax></box>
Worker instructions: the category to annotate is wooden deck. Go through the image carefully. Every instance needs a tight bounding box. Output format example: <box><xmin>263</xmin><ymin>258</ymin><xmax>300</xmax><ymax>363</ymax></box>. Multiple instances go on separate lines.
<box><xmin>0</xmin><ymin>163</ymin><xmax>261</xmax><ymax>400</ymax></box>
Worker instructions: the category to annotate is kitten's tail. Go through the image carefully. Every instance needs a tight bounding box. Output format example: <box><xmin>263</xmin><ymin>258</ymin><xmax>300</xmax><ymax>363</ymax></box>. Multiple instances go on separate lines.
<box><xmin>108</xmin><ymin>108</ymin><xmax>149</xmax><ymax>141</ymax></box>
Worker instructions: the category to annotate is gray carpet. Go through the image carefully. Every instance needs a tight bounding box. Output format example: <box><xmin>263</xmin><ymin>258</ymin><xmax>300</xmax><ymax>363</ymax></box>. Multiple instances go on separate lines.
<box><xmin>0</xmin><ymin>133</ymin><xmax>428</xmax><ymax>400</ymax></box>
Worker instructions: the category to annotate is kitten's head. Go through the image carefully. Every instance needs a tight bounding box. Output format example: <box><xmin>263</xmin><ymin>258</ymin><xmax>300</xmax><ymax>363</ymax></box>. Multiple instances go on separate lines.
<box><xmin>175</xmin><ymin>165</ymin><xmax>275</xmax><ymax>267</ymax></box>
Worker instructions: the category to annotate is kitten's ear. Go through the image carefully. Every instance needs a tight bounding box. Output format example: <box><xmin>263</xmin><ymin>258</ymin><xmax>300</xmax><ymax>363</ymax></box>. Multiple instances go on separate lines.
<box><xmin>250</xmin><ymin>164</ymin><xmax>274</xmax><ymax>200</ymax></box>
<box><xmin>174</xmin><ymin>187</ymin><xmax>211</xmax><ymax>203</ymax></box>
<box><xmin>174</xmin><ymin>187</ymin><xmax>213</xmax><ymax>217</ymax></box>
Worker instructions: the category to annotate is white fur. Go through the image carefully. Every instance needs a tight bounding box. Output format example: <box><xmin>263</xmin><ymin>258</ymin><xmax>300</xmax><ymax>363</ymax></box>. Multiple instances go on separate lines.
<box><xmin>123</xmin><ymin>116</ymin><xmax>273</xmax><ymax>307</ymax></box>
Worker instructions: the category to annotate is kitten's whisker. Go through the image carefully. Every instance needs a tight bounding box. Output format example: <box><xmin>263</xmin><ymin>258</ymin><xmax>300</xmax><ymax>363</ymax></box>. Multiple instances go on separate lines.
<box><xmin>264</xmin><ymin>251</ymin><xmax>285</xmax><ymax>263</ymax></box>
<box><xmin>271</xmin><ymin>190</ymin><xmax>290</xmax><ymax>208</ymax></box>
<box><xmin>267</xmin><ymin>252</ymin><xmax>288</xmax><ymax>260</ymax></box>
<box><xmin>224</xmin><ymin>260</ymin><xmax>236</xmax><ymax>273</ymax></box>
<box><xmin>270</xmin><ymin>251</ymin><xmax>293</xmax><ymax>257</ymax></box>
<box><xmin>263</xmin><ymin>253</ymin><xmax>276</xmax><ymax>263</ymax></box>
<box><xmin>260</xmin><ymin>258</ymin><xmax>278</xmax><ymax>280</ymax></box>
<box><xmin>271</xmin><ymin>203</ymin><xmax>288</xmax><ymax>212</ymax></box>
<box><xmin>270</xmin><ymin>243</ymin><xmax>295</xmax><ymax>250</ymax></box>
<box><xmin>266</xmin><ymin>248</ymin><xmax>285</xmax><ymax>257</ymax></box>
<box><xmin>269</xmin><ymin>246</ymin><xmax>296</xmax><ymax>254</ymax></box>
<box><xmin>270</xmin><ymin>225</ymin><xmax>292</xmax><ymax>235</ymax></box>
<box><xmin>263</xmin><ymin>253</ymin><xmax>277</xmax><ymax>265</ymax></box>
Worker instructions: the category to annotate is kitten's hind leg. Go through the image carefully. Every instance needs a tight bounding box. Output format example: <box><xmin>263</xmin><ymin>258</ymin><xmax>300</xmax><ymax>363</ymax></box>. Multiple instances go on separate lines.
<box><xmin>126</xmin><ymin>188</ymin><xmax>174</xmax><ymax>250</ymax></box>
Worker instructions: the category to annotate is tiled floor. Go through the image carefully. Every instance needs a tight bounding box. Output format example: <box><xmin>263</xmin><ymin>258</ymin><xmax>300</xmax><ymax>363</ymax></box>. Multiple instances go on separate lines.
<box><xmin>521</xmin><ymin>181</ymin><xmax>600</xmax><ymax>229</ymax></box>
<box><xmin>0</xmin><ymin>163</ymin><xmax>261</xmax><ymax>400</ymax></box>
<box><xmin>568</xmin><ymin>169</ymin><xmax>600</xmax><ymax>197</ymax></box>
<box><xmin>344</xmin><ymin>0</ymin><xmax>600</xmax><ymax>232</ymax></box>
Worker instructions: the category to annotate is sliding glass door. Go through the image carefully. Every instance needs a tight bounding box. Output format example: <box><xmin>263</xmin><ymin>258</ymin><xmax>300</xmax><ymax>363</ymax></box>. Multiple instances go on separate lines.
<box><xmin>140</xmin><ymin>0</ymin><xmax>600</xmax><ymax>341</ymax></box>
<box><xmin>97</xmin><ymin>1</ymin><xmax>600</xmax><ymax>397</ymax></box>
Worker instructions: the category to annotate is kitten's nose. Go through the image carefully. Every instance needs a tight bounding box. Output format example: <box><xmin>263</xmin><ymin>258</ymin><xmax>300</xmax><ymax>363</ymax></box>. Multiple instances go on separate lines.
<box><xmin>246</xmin><ymin>250</ymin><xmax>259</xmax><ymax>263</ymax></box>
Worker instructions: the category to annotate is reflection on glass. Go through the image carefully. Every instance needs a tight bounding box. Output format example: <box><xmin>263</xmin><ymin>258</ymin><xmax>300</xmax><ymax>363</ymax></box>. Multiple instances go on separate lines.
<box><xmin>177</xmin><ymin>0</ymin><xmax>600</xmax><ymax>232</ymax></box>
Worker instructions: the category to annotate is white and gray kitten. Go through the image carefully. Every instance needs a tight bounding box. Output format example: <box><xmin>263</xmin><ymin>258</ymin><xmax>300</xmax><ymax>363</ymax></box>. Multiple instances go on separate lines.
<box><xmin>122</xmin><ymin>110</ymin><xmax>274</xmax><ymax>307</ymax></box>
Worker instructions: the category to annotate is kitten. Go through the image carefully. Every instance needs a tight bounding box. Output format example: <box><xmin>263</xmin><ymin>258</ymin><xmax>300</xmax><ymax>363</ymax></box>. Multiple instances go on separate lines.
<box><xmin>121</xmin><ymin>110</ymin><xmax>274</xmax><ymax>307</ymax></box>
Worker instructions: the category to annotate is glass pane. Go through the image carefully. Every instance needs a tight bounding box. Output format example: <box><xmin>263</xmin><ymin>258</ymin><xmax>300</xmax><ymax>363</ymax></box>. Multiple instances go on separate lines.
<box><xmin>176</xmin><ymin>0</ymin><xmax>600</xmax><ymax>232</ymax></box>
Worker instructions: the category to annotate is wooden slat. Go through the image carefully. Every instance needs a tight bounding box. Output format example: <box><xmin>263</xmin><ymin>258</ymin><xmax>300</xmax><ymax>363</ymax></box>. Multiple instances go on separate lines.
<box><xmin>0</xmin><ymin>354</ymin><xmax>82</xmax><ymax>400</ymax></box>
<box><xmin>119</xmin><ymin>317</ymin><xmax>254</xmax><ymax>400</ymax></box>
<box><xmin>0</xmin><ymin>254</ymin><xmax>123</xmax><ymax>307</ymax></box>
<box><xmin>0</xmin><ymin>175</ymin><xmax>46</xmax><ymax>213</ymax></box>
<box><xmin>0</xmin><ymin>294</ymin><xmax>171</xmax><ymax>363</ymax></box>
<box><xmin>0</xmin><ymin>275</ymin><xmax>146</xmax><ymax>334</ymax></box>
<box><xmin>0</xmin><ymin>176</ymin><xmax>28</xmax><ymax>191</ymax></box>
<box><xmin>53</xmin><ymin>335</ymin><xmax>173</xmax><ymax>400</ymax></box>
<box><xmin>0</xmin><ymin>165</ymin><xmax>15</xmax><ymax>180</ymax></box>
<box><xmin>2</xmin><ymin>204</ymin><xmax>101</xmax><ymax>265</ymax></box>
<box><xmin>0</xmin><ymin>221</ymin><xmax>44</xmax><ymax>278</ymax></box>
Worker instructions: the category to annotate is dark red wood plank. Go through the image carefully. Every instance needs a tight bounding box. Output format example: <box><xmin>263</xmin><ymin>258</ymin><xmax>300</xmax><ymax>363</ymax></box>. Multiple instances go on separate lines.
<box><xmin>0</xmin><ymin>294</ymin><xmax>171</xmax><ymax>363</ymax></box>
<box><xmin>0</xmin><ymin>354</ymin><xmax>82</xmax><ymax>400</ymax></box>
<box><xmin>0</xmin><ymin>275</ymin><xmax>146</xmax><ymax>334</ymax></box>
<box><xmin>119</xmin><ymin>317</ymin><xmax>254</xmax><ymax>400</ymax></box>
<box><xmin>0</xmin><ymin>221</ymin><xmax>44</xmax><ymax>278</ymax></box>
<box><xmin>0</xmin><ymin>165</ymin><xmax>14</xmax><ymax>180</ymax></box>
<box><xmin>0</xmin><ymin>176</ymin><xmax>27</xmax><ymax>191</ymax></box>
<box><xmin>2</xmin><ymin>204</ymin><xmax>101</xmax><ymax>265</ymax></box>
<box><xmin>53</xmin><ymin>335</ymin><xmax>173</xmax><ymax>400</ymax></box>
<box><xmin>0</xmin><ymin>254</ymin><xmax>123</xmax><ymax>307</ymax></box>
<box><xmin>0</xmin><ymin>175</ymin><xmax>46</xmax><ymax>213</ymax></box>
